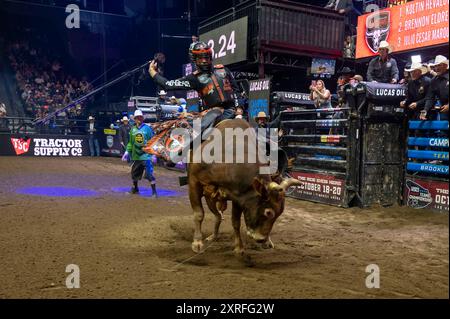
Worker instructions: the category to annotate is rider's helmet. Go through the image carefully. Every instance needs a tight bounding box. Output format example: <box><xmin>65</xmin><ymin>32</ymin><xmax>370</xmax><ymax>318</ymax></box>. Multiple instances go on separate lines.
<box><xmin>189</xmin><ymin>41</ymin><xmax>213</xmax><ymax>72</ymax></box>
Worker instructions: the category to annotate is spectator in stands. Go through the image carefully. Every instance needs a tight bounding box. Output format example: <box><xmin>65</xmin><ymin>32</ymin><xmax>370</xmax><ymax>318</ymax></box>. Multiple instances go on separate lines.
<box><xmin>350</xmin><ymin>74</ymin><xmax>363</xmax><ymax>86</ymax></box>
<box><xmin>325</xmin><ymin>0</ymin><xmax>353</xmax><ymax>13</ymax></box>
<box><xmin>0</xmin><ymin>103</ymin><xmax>10</xmax><ymax>132</ymax></box>
<box><xmin>424</xmin><ymin>59</ymin><xmax>438</xmax><ymax>81</ymax></box>
<box><xmin>367</xmin><ymin>41</ymin><xmax>399</xmax><ymax>83</ymax></box>
<box><xmin>399</xmin><ymin>69</ymin><xmax>411</xmax><ymax>85</ymax></box>
<box><xmin>325</xmin><ymin>0</ymin><xmax>354</xmax><ymax>34</ymax></box>
<box><xmin>422</xmin><ymin>55</ymin><xmax>449</xmax><ymax>121</ymax></box>
<box><xmin>400</xmin><ymin>62</ymin><xmax>430</xmax><ymax>120</ymax></box>
<box><xmin>343</xmin><ymin>35</ymin><xmax>355</xmax><ymax>58</ymax></box>
<box><xmin>169</xmin><ymin>96</ymin><xmax>180</xmax><ymax>106</ymax></box>
<box><xmin>336</xmin><ymin>67</ymin><xmax>355</xmax><ymax>106</ymax></box>
<box><xmin>86</xmin><ymin>116</ymin><xmax>100</xmax><ymax>157</ymax></box>
<box><xmin>5</xmin><ymin>38</ymin><xmax>92</xmax><ymax>119</ymax></box>
<box><xmin>157</xmin><ymin>90</ymin><xmax>168</xmax><ymax>105</ymax></box>
<box><xmin>309</xmin><ymin>80</ymin><xmax>332</xmax><ymax>110</ymax></box>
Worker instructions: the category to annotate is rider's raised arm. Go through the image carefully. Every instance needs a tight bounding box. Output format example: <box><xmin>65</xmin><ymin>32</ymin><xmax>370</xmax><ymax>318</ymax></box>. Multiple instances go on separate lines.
<box><xmin>153</xmin><ymin>73</ymin><xmax>198</xmax><ymax>91</ymax></box>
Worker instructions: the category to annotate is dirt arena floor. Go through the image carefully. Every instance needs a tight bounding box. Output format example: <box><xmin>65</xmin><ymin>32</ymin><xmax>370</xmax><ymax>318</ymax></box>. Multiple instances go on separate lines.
<box><xmin>0</xmin><ymin>156</ymin><xmax>448</xmax><ymax>299</ymax></box>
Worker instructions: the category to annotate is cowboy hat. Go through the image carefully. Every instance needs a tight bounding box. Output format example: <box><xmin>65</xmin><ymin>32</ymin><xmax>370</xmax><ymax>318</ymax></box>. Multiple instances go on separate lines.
<box><xmin>121</xmin><ymin>116</ymin><xmax>129</xmax><ymax>122</ymax></box>
<box><xmin>158</xmin><ymin>90</ymin><xmax>167</xmax><ymax>95</ymax></box>
<box><xmin>134</xmin><ymin>109</ymin><xmax>144</xmax><ymax>117</ymax></box>
<box><xmin>378</xmin><ymin>41</ymin><xmax>392</xmax><ymax>53</ymax></box>
<box><xmin>350</xmin><ymin>74</ymin><xmax>364</xmax><ymax>82</ymax></box>
<box><xmin>404</xmin><ymin>62</ymin><xmax>427</xmax><ymax>75</ymax></box>
<box><xmin>88</xmin><ymin>116</ymin><xmax>95</xmax><ymax>121</ymax></box>
<box><xmin>429</xmin><ymin>55</ymin><xmax>449</xmax><ymax>67</ymax></box>
<box><xmin>255</xmin><ymin>111</ymin><xmax>269</xmax><ymax>119</ymax></box>
<box><xmin>337</xmin><ymin>67</ymin><xmax>355</xmax><ymax>76</ymax></box>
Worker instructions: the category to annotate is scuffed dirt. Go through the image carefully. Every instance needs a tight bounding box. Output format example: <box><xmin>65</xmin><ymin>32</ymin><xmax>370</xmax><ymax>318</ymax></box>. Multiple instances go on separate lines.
<box><xmin>0</xmin><ymin>157</ymin><xmax>447</xmax><ymax>298</ymax></box>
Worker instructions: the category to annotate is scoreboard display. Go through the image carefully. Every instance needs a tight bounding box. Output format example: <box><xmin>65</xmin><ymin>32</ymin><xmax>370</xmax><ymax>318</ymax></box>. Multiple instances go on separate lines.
<box><xmin>199</xmin><ymin>16</ymin><xmax>248</xmax><ymax>66</ymax></box>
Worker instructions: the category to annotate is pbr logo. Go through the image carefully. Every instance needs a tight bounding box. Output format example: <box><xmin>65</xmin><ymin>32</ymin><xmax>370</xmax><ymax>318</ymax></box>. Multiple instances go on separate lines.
<box><xmin>135</xmin><ymin>133</ymin><xmax>144</xmax><ymax>145</ymax></box>
<box><xmin>106</xmin><ymin>135</ymin><xmax>114</xmax><ymax>148</ymax></box>
<box><xmin>365</xmin><ymin>11</ymin><xmax>390</xmax><ymax>53</ymax></box>
<box><xmin>11</xmin><ymin>137</ymin><xmax>31</xmax><ymax>155</ymax></box>
<box><xmin>406</xmin><ymin>180</ymin><xmax>432</xmax><ymax>209</ymax></box>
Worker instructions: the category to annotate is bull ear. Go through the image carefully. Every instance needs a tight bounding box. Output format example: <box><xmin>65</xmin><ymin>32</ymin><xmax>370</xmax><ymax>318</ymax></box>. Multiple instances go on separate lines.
<box><xmin>252</xmin><ymin>177</ymin><xmax>268</xmax><ymax>198</ymax></box>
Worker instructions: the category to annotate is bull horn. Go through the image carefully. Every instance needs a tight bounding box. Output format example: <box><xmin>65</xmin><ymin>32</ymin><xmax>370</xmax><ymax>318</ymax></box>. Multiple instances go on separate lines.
<box><xmin>280</xmin><ymin>178</ymin><xmax>303</xmax><ymax>192</ymax></box>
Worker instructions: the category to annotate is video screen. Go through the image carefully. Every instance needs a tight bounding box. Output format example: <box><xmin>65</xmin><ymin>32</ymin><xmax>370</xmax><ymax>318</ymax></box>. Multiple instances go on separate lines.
<box><xmin>311</xmin><ymin>58</ymin><xmax>336</xmax><ymax>75</ymax></box>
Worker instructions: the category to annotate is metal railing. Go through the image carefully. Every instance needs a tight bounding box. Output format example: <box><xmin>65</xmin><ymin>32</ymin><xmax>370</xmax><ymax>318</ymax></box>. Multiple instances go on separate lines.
<box><xmin>0</xmin><ymin>116</ymin><xmax>90</xmax><ymax>135</ymax></box>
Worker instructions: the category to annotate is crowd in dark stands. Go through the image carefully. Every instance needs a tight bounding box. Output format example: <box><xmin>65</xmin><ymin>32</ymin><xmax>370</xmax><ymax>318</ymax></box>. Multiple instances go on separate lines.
<box><xmin>5</xmin><ymin>36</ymin><xmax>93</xmax><ymax>121</ymax></box>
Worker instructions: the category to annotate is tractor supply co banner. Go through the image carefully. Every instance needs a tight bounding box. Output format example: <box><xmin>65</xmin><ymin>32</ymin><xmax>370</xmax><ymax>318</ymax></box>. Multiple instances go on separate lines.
<box><xmin>404</xmin><ymin>177</ymin><xmax>449</xmax><ymax>213</ymax></box>
<box><xmin>1</xmin><ymin>134</ymin><xmax>90</xmax><ymax>156</ymax></box>
<box><xmin>356</xmin><ymin>0</ymin><xmax>449</xmax><ymax>59</ymax></box>
<box><xmin>287</xmin><ymin>171</ymin><xmax>346</xmax><ymax>206</ymax></box>
<box><xmin>248</xmin><ymin>78</ymin><xmax>271</xmax><ymax>120</ymax></box>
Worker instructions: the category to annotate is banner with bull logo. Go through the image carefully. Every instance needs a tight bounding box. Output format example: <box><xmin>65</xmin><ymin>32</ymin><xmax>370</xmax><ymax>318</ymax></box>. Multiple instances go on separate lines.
<box><xmin>356</xmin><ymin>0</ymin><xmax>449</xmax><ymax>59</ymax></box>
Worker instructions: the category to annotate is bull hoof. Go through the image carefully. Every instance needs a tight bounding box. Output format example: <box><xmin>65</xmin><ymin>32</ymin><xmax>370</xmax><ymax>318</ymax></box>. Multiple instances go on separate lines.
<box><xmin>233</xmin><ymin>247</ymin><xmax>245</xmax><ymax>256</ymax></box>
<box><xmin>191</xmin><ymin>240</ymin><xmax>204</xmax><ymax>253</ymax></box>
<box><xmin>261</xmin><ymin>237</ymin><xmax>275</xmax><ymax>249</ymax></box>
<box><xmin>205</xmin><ymin>234</ymin><xmax>218</xmax><ymax>242</ymax></box>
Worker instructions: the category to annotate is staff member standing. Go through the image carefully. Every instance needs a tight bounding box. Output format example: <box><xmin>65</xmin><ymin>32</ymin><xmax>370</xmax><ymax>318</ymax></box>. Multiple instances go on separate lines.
<box><xmin>122</xmin><ymin>110</ymin><xmax>157</xmax><ymax>197</ymax></box>
<box><xmin>118</xmin><ymin>116</ymin><xmax>132</xmax><ymax>153</ymax></box>
<box><xmin>367</xmin><ymin>41</ymin><xmax>399</xmax><ymax>84</ymax></box>
<box><xmin>422</xmin><ymin>55</ymin><xmax>449</xmax><ymax>121</ymax></box>
<box><xmin>400</xmin><ymin>62</ymin><xmax>430</xmax><ymax>120</ymax></box>
<box><xmin>86</xmin><ymin>116</ymin><xmax>100</xmax><ymax>157</ymax></box>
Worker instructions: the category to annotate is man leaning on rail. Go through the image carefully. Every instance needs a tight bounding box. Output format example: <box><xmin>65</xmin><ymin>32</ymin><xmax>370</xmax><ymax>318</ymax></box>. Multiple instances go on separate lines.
<box><xmin>366</xmin><ymin>41</ymin><xmax>399</xmax><ymax>84</ymax></box>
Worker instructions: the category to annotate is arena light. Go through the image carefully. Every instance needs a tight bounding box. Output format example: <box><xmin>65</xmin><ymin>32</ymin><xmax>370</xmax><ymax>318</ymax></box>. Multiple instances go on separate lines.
<box><xmin>411</xmin><ymin>55</ymin><xmax>422</xmax><ymax>63</ymax></box>
<box><xmin>16</xmin><ymin>186</ymin><xmax>98</xmax><ymax>197</ymax></box>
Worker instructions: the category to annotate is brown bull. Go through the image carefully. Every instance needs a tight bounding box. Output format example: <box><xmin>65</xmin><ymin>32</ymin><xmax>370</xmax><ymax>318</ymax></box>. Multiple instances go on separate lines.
<box><xmin>187</xmin><ymin>119</ymin><xmax>301</xmax><ymax>255</ymax></box>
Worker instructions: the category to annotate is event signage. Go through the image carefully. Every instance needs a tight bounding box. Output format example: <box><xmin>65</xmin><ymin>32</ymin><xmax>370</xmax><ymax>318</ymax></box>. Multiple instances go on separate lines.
<box><xmin>200</xmin><ymin>16</ymin><xmax>248</xmax><ymax>66</ymax></box>
<box><xmin>404</xmin><ymin>177</ymin><xmax>449</xmax><ymax>212</ymax></box>
<box><xmin>248</xmin><ymin>78</ymin><xmax>271</xmax><ymax>120</ymax></box>
<box><xmin>356</xmin><ymin>0</ymin><xmax>449</xmax><ymax>58</ymax></box>
<box><xmin>1</xmin><ymin>134</ymin><xmax>90</xmax><ymax>157</ymax></box>
<box><xmin>287</xmin><ymin>172</ymin><xmax>346</xmax><ymax>206</ymax></box>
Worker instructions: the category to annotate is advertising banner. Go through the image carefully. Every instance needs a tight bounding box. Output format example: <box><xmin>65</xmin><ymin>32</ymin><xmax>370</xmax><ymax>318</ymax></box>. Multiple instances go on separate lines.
<box><xmin>287</xmin><ymin>171</ymin><xmax>346</xmax><ymax>206</ymax></box>
<box><xmin>248</xmin><ymin>78</ymin><xmax>271</xmax><ymax>120</ymax></box>
<box><xmin>100</xmin><ymin>129</ymin><xmax>123</xmax><ymax>157</ymax></box>
<box><xmin>1</xmin><ymin>134</ymin><xmax>90</xmax><ymax>156</ymax></box>
<box><xmin>404</xmin><ymin>176</ymin><xmax>449</xmax><ymax>212</ymax></box>
<box><xmin>356</xmin><ymin>0</ymin><xmax>449</xmax><ymax>59</ymax></box>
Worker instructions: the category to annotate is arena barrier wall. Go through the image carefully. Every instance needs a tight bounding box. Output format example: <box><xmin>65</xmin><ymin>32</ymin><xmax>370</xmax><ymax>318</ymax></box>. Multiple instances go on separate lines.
<box><xmin>403</xmin><ymin>120</ymin><xmax>449</xmax><ymax>213</ymax></box>
<box><xmin>277</xmin><ymin>91</ymin><xmax>360</xmax><ymax>208</ymax></box>
<box><xmin>0</xmin><ymin>133</ymin><xmax>90</xmax><ymax>157</ymax></box>
<box><xmin>279</xmin><ymin>82</ymin><xmax>409</xmax><ymax>208</ymax></box>
<box><xmin>357</xmin><ymin>82</ymin><xmax>406</xmax><ymax>208</ymax></box>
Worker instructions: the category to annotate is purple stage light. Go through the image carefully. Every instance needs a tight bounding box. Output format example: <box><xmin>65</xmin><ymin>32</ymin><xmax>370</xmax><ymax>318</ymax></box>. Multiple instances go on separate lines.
<box><xmin>16</xmin><ymin>186</ymin><xmax>98</xmax><ymax>197</ymax></box>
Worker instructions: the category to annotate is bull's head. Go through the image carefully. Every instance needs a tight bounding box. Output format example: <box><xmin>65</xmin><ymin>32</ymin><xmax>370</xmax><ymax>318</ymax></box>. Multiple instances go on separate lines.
<box><xmin>242</xmin><ymin>176</ymin><xmax>302</xmax><ymax>243</ymax></box>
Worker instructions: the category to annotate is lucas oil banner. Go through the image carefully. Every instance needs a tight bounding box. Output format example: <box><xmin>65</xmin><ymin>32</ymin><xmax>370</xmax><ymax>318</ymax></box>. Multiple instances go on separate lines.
<box><xmin>248</xmin><ymin>79</ymin><xmax>271</xmax><ymax>120</ymax></box>
<box><xmin>1</xmin><ymin>134</ymin><xmax>90</xmax><ymax>157</ymax></box>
